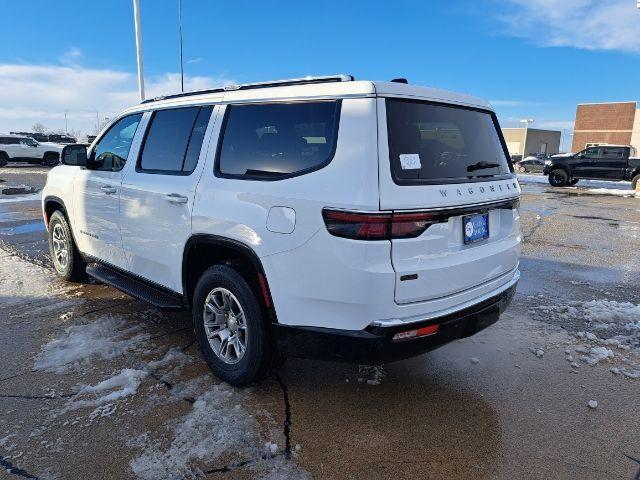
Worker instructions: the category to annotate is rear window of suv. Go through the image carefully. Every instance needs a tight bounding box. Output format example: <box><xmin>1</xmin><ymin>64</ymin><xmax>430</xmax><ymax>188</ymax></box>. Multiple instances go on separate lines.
<box><xmin>386</xmin><ymin>99</ymin><xmax>512</xmax><ymax>185</ymax></box>
<box><xmin>216</xmin><ymin>101</ymin><xmax>341</xmax><ymax>180</ymax></box>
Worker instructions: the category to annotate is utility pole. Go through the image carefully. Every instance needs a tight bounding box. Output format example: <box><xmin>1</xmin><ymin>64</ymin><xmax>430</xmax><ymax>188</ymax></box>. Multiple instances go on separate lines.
<box><xmin>179</xmin><ymin>0</ymin><xmax>184</xmax><ymax>92</ymax></box>
<box><xmin>64</xmin><ymin>110</ymin><xmax>68</xmax><ymax>134</ymax></box>
<box><xmin>132</xmin><ymin>0</ymin><xmax>145</xmax><ymax>101</ymax></box>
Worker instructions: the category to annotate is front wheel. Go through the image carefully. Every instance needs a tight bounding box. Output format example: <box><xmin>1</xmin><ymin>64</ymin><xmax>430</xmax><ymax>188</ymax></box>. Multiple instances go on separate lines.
<box><xmin>193</xmin><ymin>265</ymin><xmax>273</xmax><ymax>385</ymax></box>
<box><xmin>518</xmin><ymin>165</ymin><xmax>526</xmax><ymax>173</ymax></box>
<box><xmin>43</xmin><ymin>153</ymin><xmax>59</xmax><ymax>167</ymax></box>
<box><xmin>47</xmin><ymin>211</ymin><xmax>86</xmax><ymax>281</ymax></box>
<box><xmin>548</xmin><ymin>169</ymin><xmax>569</xmax><ymax>187</ymax></box>
<box><xmin>0</xmin><ymin>153</ymin><xmax>8</xmax><ymax>168</ymax></box>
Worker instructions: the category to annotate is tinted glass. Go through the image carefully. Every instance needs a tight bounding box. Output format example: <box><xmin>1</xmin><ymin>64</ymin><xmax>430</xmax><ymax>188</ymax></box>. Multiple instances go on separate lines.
<box><xmin>218</xmin><ymin>101</ymin><xmax>340</xmax><ymax>179</ymax></box>
<box><xmin>139</xmin><ymin>107</ymin><xmax>200</xmax><ymax>172</ymax></box>
<box><xmin>386</xmin><ymin>99</ymin><xmax>511</xmax><ymax>184</ymax></box>
<box><xmin>601</xmin><ymin>147</ymin><xmax>624</xmax><ymax>159</ymax></box>
<box><xmin>182</xmin><ymin>107</ymin><xmax>213</xmax><ymax>172</ymax></box>
<box><xmin>92</xmin><ymin>114</ymin><xmax>143</xmax><ymax>171</ymax></box>
<box><xmin>583</xmin><ymin>148</ymin><xmax>600</xmax><ymax>159</ymax></box>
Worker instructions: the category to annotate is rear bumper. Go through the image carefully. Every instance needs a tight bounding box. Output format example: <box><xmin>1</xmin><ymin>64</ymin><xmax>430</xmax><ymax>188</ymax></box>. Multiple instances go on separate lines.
<box><xmin>272</xmin><ymin>280</ymin><xmax>517</xmax><ymax>364</ymax></box>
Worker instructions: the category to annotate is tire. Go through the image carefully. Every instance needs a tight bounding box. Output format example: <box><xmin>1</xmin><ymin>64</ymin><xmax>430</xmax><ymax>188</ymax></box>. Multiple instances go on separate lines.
<box><xmin>43</xmin><ymin>153</ymin><xmax>59</xmax><ymax>167</ymax></box>
<box><xmin>518</xmin><ymin>166</ymin><xmax>526</xmax><ymax>173</ymax></box>
<box><xmin>548</xmin><ymin>168</ymin><xmax>569</xmax><ymax>187</ymax></box>
<box><xmin>193</xmin><ymin>265</ymin><xmax>273</xmax><ymax>385</ymax></box>
<box><xmin>0</xmin><ymin>152</ymin><xmax>8</xmax><ymax>168</ymax></box>
<box><xmin>568</xmin><ymin>178</ymin><xmax>579</xmax><ymax>186</ymax></box>
<box><xmin>632</xmin><ymin>174</ymin><xmax>640</xmax><ymax>191</ymax></box>
<box><xmin>48</xmin><ymin>211</ymin><xmax>86</xmax><ymax>282</ymax></box>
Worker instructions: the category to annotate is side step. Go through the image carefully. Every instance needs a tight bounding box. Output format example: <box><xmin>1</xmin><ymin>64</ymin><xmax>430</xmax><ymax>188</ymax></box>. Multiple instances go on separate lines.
<box><xmin>86</xmin><ymin>263</ymin><xmax>185</xmax><ymax>310</ymax></box>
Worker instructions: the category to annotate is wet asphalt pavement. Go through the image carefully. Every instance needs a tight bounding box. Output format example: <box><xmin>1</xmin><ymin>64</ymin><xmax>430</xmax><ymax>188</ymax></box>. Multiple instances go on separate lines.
<box><xmin>0</xmin><ymin>166</ymin><xmax>639</xmax><ymax>479</ymax></box>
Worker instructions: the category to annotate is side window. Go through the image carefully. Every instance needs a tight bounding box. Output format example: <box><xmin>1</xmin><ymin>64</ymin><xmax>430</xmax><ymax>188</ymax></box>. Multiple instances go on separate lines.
<box><xmin>601</xmin><ymin>147</ymin><xmax>624</xmax><ymax>159</ymax></box>
<box><xmin>583</xmin><ymin>148</ymin><xmax>600</xmax><ymax>159</ymax></box>
<box><xmin>91</xmin><ymin>114</ymin><xmax>143</xmax><ymax>172</ymax></box>
<box><xmin>217</xmin><ymin>101</ymin><xmax>341</xmax><ymax>180</ymax></box>
<box><xmin>138</xmin><ymin>106</ymin><xmax>212</xmax><ymax>174</ymax></box>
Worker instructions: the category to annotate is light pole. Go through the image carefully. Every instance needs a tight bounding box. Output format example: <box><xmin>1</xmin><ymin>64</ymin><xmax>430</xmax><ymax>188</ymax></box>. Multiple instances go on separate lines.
<box><xmin>520</xmin><ymin>118</ymin><xmax>534</xmax><ymax>158</ymax></box>
<box><xmin>179</xmin><ymin>0</ymin><xmax>184</xmax><ymax>92</ymax></box>
<box><xmin>132</xmin><ymin>0</ymin><xmax>145</xmax><ymax>101</ymax></box>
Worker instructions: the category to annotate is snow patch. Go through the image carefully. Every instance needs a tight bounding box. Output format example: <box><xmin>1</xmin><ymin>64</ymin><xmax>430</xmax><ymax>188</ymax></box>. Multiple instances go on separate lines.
<box><xmin>580</xmin><ymin>347</ymin><xmax>614</xmax><ymax>366</ymax></box>
<box><xmin>34</xmin><ymin>315</ymin><xmax>150</xmax><ymax>373</ymax></box>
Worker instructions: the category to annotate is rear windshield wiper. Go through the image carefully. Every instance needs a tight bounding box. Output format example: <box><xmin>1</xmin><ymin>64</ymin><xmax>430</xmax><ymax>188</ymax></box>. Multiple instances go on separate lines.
<box><xmin>466</xmin><ymin>161</ymin><xmax>501</xmax><ymax>172</ymax></box>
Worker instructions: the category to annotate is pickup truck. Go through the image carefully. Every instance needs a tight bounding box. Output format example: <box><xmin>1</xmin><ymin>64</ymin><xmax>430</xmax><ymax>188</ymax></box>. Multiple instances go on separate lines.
<box><xmin>543</xmin><ymin>145</ymin><xmax>640</xmax><ymax>188</ymax></box>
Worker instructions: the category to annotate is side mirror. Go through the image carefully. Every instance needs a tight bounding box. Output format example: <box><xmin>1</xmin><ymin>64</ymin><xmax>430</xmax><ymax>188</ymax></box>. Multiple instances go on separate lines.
<box><xmin>61</xmin><ymin>144</ymin><xmax>87</xmax><ymax>166</ymax></box>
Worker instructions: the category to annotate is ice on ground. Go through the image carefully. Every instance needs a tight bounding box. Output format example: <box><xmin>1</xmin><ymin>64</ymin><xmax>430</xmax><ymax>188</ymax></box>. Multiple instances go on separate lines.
<box><xmin>129</xmin><ymin>384</ymin><xmax>258</xmax><ymax>479</ymax></box>
<box><xmin>74</xmin><ymin>368</ymin><xmax>148</xmax><ymax>406</ymax></box>
<box><xmin>580</xmin><ymin>346</ymin><xmax>614</xmax><ymax>366</ymax></box>
<box><xmin>34</xmin><ymin>315</ymin><xmax>150</xmax><ymax>373</ymax></box>
<box><xmin>588</xmin><ymin>400</ymin><xmax>598</xmax><ymax>409</ymax></box>
<box><xmin>532</xmin><ymin>300</ymin><xmax>640</xmax><ymax>355</ymax></box>
<box><xmin>0</xmin><ymin>252</ymin><xmax>70</xmax><ymax>305</ymax></box>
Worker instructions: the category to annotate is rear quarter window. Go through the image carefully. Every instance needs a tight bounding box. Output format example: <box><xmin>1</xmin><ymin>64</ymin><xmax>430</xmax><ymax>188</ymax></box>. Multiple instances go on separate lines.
<box><xmin>216</xmin><ymin>101</ymin><xmax>341</xmax><ymax>180</ymax></box>
<box><xmin>386</xmin><ymin>99</ymin><xmax>513</xmax><ymax>185</ymax></box>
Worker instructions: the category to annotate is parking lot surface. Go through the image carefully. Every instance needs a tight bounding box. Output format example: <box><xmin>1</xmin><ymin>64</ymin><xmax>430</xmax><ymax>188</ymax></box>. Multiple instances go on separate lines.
<box><xmin>1</xmin><ymin>167</ymin><xmax>639</xmax><ymax>479</ymax></box>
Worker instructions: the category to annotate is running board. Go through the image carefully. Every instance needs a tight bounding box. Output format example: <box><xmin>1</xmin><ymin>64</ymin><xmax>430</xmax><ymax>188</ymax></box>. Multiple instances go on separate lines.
<box><xmin>86</xmin><ymin>263</ymin><xmax>184</xmax><ymax>310</ymax></box>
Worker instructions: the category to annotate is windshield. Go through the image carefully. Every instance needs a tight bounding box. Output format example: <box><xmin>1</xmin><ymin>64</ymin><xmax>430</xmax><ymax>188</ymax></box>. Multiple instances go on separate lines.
<box><xmin>386</xmin><ymin>99</ymin><xmax>512</xmax><ymax>184</ymax></box>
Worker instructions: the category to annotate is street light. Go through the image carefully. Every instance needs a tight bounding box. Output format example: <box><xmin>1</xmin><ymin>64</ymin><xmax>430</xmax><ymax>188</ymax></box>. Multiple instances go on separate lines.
<box><xmin>520</xmin><ymin>118</ymin><xmax>534</xmax><ymax>158</ymax></box>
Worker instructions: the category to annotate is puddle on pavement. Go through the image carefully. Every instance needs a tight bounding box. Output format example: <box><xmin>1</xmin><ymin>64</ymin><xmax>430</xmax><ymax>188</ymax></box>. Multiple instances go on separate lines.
<box><xmin>0</xmin><ymin>221</ymin><xmax>46</xmax><ymax>235</ymax></box>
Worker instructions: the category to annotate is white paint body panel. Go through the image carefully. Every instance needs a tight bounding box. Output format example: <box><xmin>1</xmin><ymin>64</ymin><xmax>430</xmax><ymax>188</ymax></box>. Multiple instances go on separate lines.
<box><xmin>42</xmin><ymin>78</ymin><xmax>521</xmax><ymax>333</ymax></box>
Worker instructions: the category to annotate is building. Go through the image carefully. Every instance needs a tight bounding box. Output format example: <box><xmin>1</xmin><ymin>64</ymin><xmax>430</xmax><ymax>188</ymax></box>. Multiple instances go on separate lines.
<box><xmin>572</xmin><ymin>101</ymin><xmax>640</xmax><ymax>153</ymax></box>
<box><xmin>501</xmin><ymin>128</ymin><xmax>561</xmax><ymax>158</ymax></box>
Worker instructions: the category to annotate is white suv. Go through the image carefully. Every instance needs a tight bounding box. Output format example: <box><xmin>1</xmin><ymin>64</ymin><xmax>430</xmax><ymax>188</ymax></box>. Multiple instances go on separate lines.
<box><xmin>0</xmin><ymin>134</ymin><xmax>63</xmax><ymax>167</ymax></box>
<box><xmin>42</xmin><ymin>76</ymin><xmax>521</xmax><ymax>385</ymax></box>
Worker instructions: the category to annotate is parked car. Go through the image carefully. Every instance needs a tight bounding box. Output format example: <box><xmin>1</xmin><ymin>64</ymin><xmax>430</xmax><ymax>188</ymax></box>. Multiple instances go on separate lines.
<box><xmin>543</xmin><ymin>145</ymin><xmax>640</xmax><ymax>188</ymax></box>
<box><xmin>42</xmin><ymin>75</ymin><xmax>521</xmax><ymax>385</ymax></box>
<box><xmin>515</xmin><ymin>158</ymin><xmax>545</xmax><ymax>173</ymax></box>
<box><xmin>10</xmin><ymin>132</ymin><xmax>77</xmax><ymax>144</ymax></box>
<box><xmin>0</xmin><ymin>134</ymin><xmax>63</xmax><ymax>167</ymax></box>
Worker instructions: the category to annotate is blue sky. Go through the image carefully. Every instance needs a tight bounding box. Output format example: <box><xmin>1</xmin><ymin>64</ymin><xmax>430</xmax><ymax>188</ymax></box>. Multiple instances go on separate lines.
<box><xmin>1</xmin><ymin>0</ymin><xmax>638</xmax><ymax>149</ymax></box>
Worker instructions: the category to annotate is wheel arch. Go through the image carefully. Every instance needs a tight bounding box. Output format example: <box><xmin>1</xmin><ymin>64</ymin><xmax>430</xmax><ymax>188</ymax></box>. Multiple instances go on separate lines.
<box><xmin>43</xmin><ymin>195</ymin><xmax>67</xmax><ymax>229</ymax></box>
<box><xmin>43</xmin><ymin>151</ymin><xmax>60</xmax><ymax>158</ymax></box>
<box><xmin>182</xmin><ymin>234</ymin><xmax>277</xmax><ymax>322</ymax></box>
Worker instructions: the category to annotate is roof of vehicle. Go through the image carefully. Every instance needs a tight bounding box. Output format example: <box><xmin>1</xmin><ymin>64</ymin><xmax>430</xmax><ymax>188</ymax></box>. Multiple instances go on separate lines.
<box><xmin>122</xmin><ymin>75</ymin><xmax>491</xmax><ymax>115</ymax></box>
<box><xmin>0</xmin><ymin>133</ymin><xmax>29</xmax><ymax>138</ymax></box>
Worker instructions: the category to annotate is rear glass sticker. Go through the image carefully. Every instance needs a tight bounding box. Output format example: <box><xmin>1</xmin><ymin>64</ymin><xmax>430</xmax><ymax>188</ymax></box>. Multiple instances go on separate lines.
<box><xmin>399</xmin><ymin>154</ymin><xmax>421</xmax><ymax>170</ymax></box>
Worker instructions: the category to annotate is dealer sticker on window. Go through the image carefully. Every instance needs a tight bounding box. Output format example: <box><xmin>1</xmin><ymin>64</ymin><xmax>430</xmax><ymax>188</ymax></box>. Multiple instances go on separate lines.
<box><xmin>399</xmin><ymin>153</ymin><xmax>421</xmax><ymax>170</ymax></box>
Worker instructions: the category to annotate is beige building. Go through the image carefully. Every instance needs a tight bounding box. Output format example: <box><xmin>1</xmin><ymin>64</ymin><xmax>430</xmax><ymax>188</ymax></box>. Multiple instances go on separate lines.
<box><xmin>502</xmin><ymin>128</ymin><xmax>561</xmax><ymax>158</ymax></box>
<box><xmin>572</xmin><ymin>102</ymin><xmax>640</xmax><ymax>152</ymax></box>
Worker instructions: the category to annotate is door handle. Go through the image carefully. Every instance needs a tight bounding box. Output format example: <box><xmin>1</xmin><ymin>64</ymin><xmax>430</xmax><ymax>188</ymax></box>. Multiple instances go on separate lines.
<box><xmin>165</xmin><ymin>193</ymin><xmax>189</xmax><ymax>204</ymax></box>
<box><xmin>101</xmin><ymin>185</ymin><xmax>117</xmax><ymax>194</ymax></box>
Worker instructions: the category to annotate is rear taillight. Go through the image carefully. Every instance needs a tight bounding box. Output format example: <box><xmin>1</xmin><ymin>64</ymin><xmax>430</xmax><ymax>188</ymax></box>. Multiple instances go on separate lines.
<box><xmin>322</xmin><ymin>209</ymin><xmax>438</xmax><ymax>240</ymax></box>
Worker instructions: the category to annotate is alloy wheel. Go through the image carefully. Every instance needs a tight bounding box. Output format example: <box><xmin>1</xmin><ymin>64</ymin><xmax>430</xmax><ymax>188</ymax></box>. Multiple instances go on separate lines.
<box><xmin>51</xmin><ymin>223</ymin><xmax>69</xmax><ymax>270</ymax></box>
<box><xmin>203</xmin><ymin>287</ymin><xmax>248</xmax><ymax>364</ymax></box>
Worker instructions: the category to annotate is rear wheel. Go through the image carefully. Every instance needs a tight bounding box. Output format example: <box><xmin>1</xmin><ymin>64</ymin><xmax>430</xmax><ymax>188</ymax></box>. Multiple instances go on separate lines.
<box><xmin>632</xmin><ymin>174</ymin><xmax>640</xmax><ymax>191</ymax></box>
<box><xmin>548</xmin><ymin>168</ymin><xmax>568</xmax><ymax>187</ymax></box>
<box><xmin>48</xmin><ymin>211</ymin><xmax>86</xmax><ymax>281</ymax></box>
<box><xmin>193</xmin><ymin>265</ymin><xmax>273</xmax><ymax>385</ymax></box>
<box><xmin>0</xmin><ymin>152</ymin><xmax>8</xmax><ymax>167</ymax></box>
<box><xmin>43</xmin><ymin>153</ymin><xmax>59</xmax><ymax>167</ymax></box>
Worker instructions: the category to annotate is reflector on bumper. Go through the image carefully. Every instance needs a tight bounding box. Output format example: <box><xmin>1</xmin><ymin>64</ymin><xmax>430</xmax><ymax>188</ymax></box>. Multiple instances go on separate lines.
<box><xmin>392</xmin><ymin>323</ymin><xmax>439</xmax><ymax>342</ymax></box>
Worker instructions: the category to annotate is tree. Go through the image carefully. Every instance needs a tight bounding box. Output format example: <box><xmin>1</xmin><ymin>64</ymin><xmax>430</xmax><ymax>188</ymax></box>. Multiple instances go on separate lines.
<box><xmin>32</xmin><ymin>122</ymin><xmax>47</xmax><ymax>134</ymax></box>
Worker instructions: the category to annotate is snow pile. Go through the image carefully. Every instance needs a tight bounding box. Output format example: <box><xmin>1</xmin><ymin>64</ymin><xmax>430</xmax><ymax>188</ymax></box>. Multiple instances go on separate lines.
<box><xmin>533</xmin><ymin>300</ymin><xmax>640</xmax><ymax>354</ymax></box>
<box><xmin>517</xmin><ymin>174</ymin><xmax>635</xmax><ymax>196</ymax></box>
<box><xmin>129</xmin><ymin>384</ymin><xmax>259</xmax><ymax>479</ymax></box>
<box><xmin>576</xmin><ymin>346</ymin><xmax>614</xmax><ymax>366</ymax></box>
<box><xmin>70</xmin><ymin>368</ymin><xmax>148</xmax><ymax>410</ymax></box>
<box><xmin>34</xmin><ymin>315</ymin><xmax>150</xmax><ymax>373</ymax></box>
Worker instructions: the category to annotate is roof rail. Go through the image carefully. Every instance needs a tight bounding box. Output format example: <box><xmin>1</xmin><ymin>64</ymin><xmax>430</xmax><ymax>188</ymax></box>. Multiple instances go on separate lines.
<box><xmin>141</xmin><ymin>74</ymin><xmax>354</xmax><ymax>104</ymax></box>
